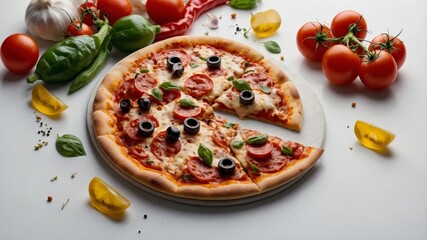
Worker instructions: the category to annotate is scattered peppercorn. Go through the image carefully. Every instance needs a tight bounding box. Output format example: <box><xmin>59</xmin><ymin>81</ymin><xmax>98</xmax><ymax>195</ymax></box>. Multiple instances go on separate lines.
<box><xmin>144</xmin><ymin>214</ymin><xmax>148</xmax><ymax>219</ymax></box>
<box><xmin>71</xmin><ymin>172</ymin><xmax>77</xmax><ymax>179</ymax></box>
<box><xmin>50</xmin><ymin>176</ymin><xmax>58</xmax><ymax>182</ymax></box>
<box><xmin>47</xmin><ymin>196</ymin><xmax>53</xmax><ymax>202</ymax></box>
<box><xmin>352</xmin><ymin>102</ymin><xmax>356</xmax><ymax>108</ymax></box>
<box><xmin>231</xmin><ymin>13</ymin><xmax>237</xmax><ymax>19</ymax></box>
<box><xmin>280</xmin><ymin>55</ymin><xmax>285</xmax><ymax>61</ymax></box>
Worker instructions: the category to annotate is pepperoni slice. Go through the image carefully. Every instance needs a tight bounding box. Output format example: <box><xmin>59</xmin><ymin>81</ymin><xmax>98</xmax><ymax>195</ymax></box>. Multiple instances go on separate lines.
<box><xmin>246</xmin><ymin>141</ymin><xmax>274</xmax><ymax>159</ymax></box>
<box><xmin>124</xmin><ymin>115</ymin><xmax>159</xmax><ymax>141</ymax></box>
<box><xmin>242</xmin><ymin>72</ymin><xmax>273</xmax><ymax>90</ymax></box>
<box><xmin>116</xmin><ymin>79</ymin><xmax>141</xmax><ymax>100</ymax></box>
<box><xmin>203</xmin><ymin>67</ymin><xmax>228</xmax><ymax>78</ymax></box>
<box><xmin>247</xmin><ymin>143</ymin><xmax>288</xmax><ymax>173</ymax></box>
<box><xmin>128</xmin><ymin>146</ymin><xmax>163</xmax><ymax>170</ymax></box>
<box><xmin>212</xmin><ymin>130</ymin><xmax>229</xmax><ymax>149</ymax></box>
<box><xmin>150</xmin><ymin>131</ymin><xmax>182</xmax><ymax>158</ymax></box>
<box><xmin>173</xmin><ymin>103</ymin><xmax>202</xmax><ymax>121</ymax></box>
<box><xmin>154</xmin><ymin>49</ymin><xmax>191</xmax><ymax>68</ymax></box>
<box><xmin>185</xmin><ymin>74</ymin><xmax>214</xmax><ymax>98</ymax></box>
<box><xmin>134</xmin><ymin>73</ymin><xmax>158</xmax><ymax>94</ymax></box>
<box><xmin>162</xmin><ymin>89</ymin><xmax>181</xmax><ymax>104</ymax></box>
<box><xmin>187</xmin><ymin>156</ymin><xmax>220</xmax><ymax>183</ymax></box>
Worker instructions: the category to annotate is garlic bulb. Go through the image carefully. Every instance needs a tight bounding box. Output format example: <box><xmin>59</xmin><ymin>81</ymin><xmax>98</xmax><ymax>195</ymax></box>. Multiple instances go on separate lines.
<box><xmin>25</xmin><ymin>0</ymin><xmax>79</xmax><ymax>42</ymax></box>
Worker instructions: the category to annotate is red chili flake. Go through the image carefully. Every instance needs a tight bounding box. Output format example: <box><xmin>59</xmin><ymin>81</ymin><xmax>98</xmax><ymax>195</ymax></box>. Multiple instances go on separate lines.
<box><xmin>231</xmin><ymin>13</ymin><xmax>237</xmax><ymax>19</ymax></box>
<box><xmin>351</xmin><ymin>102</ymin><xmax>357</xmax><ymax>108</ymax></box>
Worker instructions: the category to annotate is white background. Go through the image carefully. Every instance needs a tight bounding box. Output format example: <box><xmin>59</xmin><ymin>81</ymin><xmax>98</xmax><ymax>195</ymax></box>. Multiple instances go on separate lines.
<box><xmin>1</xmin><ymin>0</ymin><xmax>427</xmax><ymax>239</ymax></box>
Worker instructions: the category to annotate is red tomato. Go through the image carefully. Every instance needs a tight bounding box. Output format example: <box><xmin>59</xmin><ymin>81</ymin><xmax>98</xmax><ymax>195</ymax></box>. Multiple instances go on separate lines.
<box><xmin>321</xmin><ymin>44</ymin><xmax>360</xmax><ymax>85</ymax></box>
<box><xmin>97</xmin><ymin>0</ymin><xmax>132</xmax><ymax>25</ymax></box>
<box><xmin>66</xmin><ymin>21</ymin><xmax>94</xmax><ymax>37</ymax></box>
<box><xmin>331</xmin><ymin>10</ymin><xmax>368</xmax><ymax>40</ymax></box>
<box><xmin>359</xmin><ymin>51</ymin><xmax>397</xmax><ymax>90</ymax></box>
<box><xmin>146</xmin><ymin>0</ymin><xmax>185</xmax><ymax>25</ymax></box>
<box><xmin>79</xmin><ymin>1</ymin><xmax>98</xmax><ymax>26</ymax></box>
<box><xmin>296</xmin><ymin>22</ymin><xmax>333</xmax><ymax>62</ymax></box>
<box><xmin>369</xmin><ymin>33</ymin><xmax>406</xmax><ymax>69</ymax></box>
<box><xmin>1</xmin><ymin>34</ymin><xmax>39</xmax><ymax>74</ymax></box>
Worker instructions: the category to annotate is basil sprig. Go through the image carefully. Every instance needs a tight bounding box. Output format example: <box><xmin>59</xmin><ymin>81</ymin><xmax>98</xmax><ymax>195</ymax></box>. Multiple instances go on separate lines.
<box><xmin>262</xmin><ymin>41</ymin><xmax>281</xmax><ymax>54</ymax></box>
<box><xmin>281</xmin><ymin>146</ymin><xmax>294</xmax><ymax>155</ymax></box>
<box><xmin>244</xmin><ymin>134</ymin><xmax>268</xmax><ymax>145</ymax></box>
<box><xmin>224</xmin><ymin>122</ymin><xmax>236</xmax><ymax>129</ymax></box>
<box><xmin>228</xmin><ymin>0</ymin><xmax>258</xmax><ymax>10</ymax></box>
<box><xmin>56</xmin><ymin>134</ymin><xmax>86</xmax><ymax>157</ymax></box>
<box><xmin>259</xmin><ymin>85</ymin><xmax>271</xmax><ymax>94</ymax></box>
<box><xmin>232</xmin><ymin>140</ymin><xmax>244</xmax><ymax>149</ymax></box>
<box><xmin>179</xmin><ymin>98</ymin><xmax>197</xmax><ymax>107</ymax></box>
<box><xmin>232</xmin><ymin>79</ymin><xmax>252</xmax><ymax>91</ymax></box>
<box><xmin>159</xmin><ymin>82</ymin><xmax>180</xmax><ymax>91</ymax></box>
<box><xmin>151</xmin><ymin>88</ymin><xmax>163</xmax><ymax>101</ymax></box>
<box><xmin>198</xmin><ymin>143</ymin><xmax>213</xmax><ymax>166</ymax></box>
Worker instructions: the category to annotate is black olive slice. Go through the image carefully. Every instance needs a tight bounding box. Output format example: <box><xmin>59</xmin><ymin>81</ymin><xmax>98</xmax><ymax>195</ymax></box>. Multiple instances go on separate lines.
<box><xmin>138</xmin><ymin>121</ymin><xmax>155</xmax><ymax>137</ymax></box>
<box><xmin>239</xmin><ymin>90</ymin><xmax>255</xmax><ymax>105</ymax></box>
<box><xmin>206</xmin><ymin>55</ymin><xmax>221</xmax><ymax>69</ymax></box>
<box><xmin>172</xmin><ymin>62</ymin><xmax>184</xmax><ymax>78</ymax></box>
<box><xmin>218</xmin><ymin>158</ymin><xmax>236</xmax><ymax>175</ymax></box>
<box><xmin>183</xmin><ymin>117</ymin><xmax>200</xmax><ymax>134</ymax></box>
<box><xmin>120</xmin><ymin>99</ymin><xmax>131</xmax><ymax>113</ymax></box>
<box><xmin>167</xmin><ymin>56</ymin><xmax>181</xmax><ymax>70</ymax></box>
<box><xmin>137</xmin><ymin>98</ymin><xmax>151</xmax><ymax>111</ymax></box>
<box><xmin>166</xmin><ymin>126</ymin><xmax>181</xmax><ymax>142</ymax></box>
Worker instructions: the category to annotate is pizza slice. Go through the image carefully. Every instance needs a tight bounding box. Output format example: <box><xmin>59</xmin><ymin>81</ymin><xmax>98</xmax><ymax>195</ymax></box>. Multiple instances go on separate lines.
<box><xmin>212</xmin><ymin>59</ymin><xmax>303</xmax><ymax>132</ymax></box>
<box><xmin>229</xmin><ymin>128</ymin><xmax>323</xmax><ymax>192</ymax></box>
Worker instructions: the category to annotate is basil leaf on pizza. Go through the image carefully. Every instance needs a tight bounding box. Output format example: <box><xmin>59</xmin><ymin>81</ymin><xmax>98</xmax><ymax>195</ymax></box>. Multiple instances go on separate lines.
<box><xmin>159</xmin><ymin>82</ymin><xmax>180</xmax><ymax>91</ymax></box>
<box><xmin>179</xmin><ymin>98</ymin><xmax>198</xmax><ymax>107</ymax></box>
<box><xmin>151</xmin><ymin>88</ymin><xmax>163</xmax><ymax>101</ymax></box>
<box><xmin>244</xmin><ymin>134</ymin><xmax>268</xmax><ymax>145</ymax></box>
<box><xmin>198</xmin><ymin>143</ymin><xmax>213</xmax><ymax>166</ymax></box>
<box><xmin>232</xmin><ymin>79</ymin><xmax>252</xmax><ymax>91</ymax></box>
<box><xmin>281</xmin><ymin>146</ymin><xmax>294</xmax><ymax>155</ymax></box>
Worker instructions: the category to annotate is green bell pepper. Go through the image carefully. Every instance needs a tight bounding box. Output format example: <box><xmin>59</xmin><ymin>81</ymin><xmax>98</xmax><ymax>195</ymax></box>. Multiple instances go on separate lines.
<box><xmin>111</xmin><ymin>15</ymin><xmax>160</xmax><ymax>52</ymax></box>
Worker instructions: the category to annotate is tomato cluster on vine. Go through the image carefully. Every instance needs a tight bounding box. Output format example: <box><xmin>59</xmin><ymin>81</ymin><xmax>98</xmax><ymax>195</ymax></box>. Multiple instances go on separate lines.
<box><xmin>296</xmin><ymin>10</ymin><xmax>406</xmax><ymax>91</ymax></box>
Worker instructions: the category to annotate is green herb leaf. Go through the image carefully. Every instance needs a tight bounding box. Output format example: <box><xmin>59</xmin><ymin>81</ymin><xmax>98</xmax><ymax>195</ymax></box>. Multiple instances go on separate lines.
<box><xmin>243</xmin><ymin>28</ymin><xmax>251</xmax><ymax>39</ymax></box>
<box><xmin>232</xmin><ymin>79</ymin><xmax>252</xmax><ymax>91</ymax></box>
<box><xmin>199</xmin><ymin>56</ymin><xmax>207</xmax><ymax>61</ymax></box>
<box><xmin>259</xmin><ymin>85</ymin><xmax>271</xmax><ymax>94</ymax></box>
<box><xmin>232</xmin><ymin>141</ymin><xmax>244</xmax><ymax>149</ymax></box>
<box><xmin>249</xmin><ymin>162</ymin><xmax>259</xmax><ymax>173</ymax></box>
<box><xmin>146</xmin><ymin>160</ymin><xmax>154</xmax><ymax>164</ymax></box>
<box><xmin>262</xmin><ymin>41</ymin><xmax>281</xmax><ymax>54</ymax></box>
<box><xmin>224</xmin><ymin>122</ymin><xmax>236</xmax><ymax>128</ymax></box>
<box><xmin>140</xmin><ymin>69</ymin><xmax>149</xmax><ymax>73</ymax></box>
<box><xmin>151</xmin><ymin>88</ymin><xmax>163</xmax><ymax>101</ymax></box>
<box><xmin>244</xmin><ymin>134</ymin><xmax>268</xmax><ymax>145</ymax></box>
<box><xmin>198</xmin><ymin>143</ymin><xmax>213</xmax><ymax>166</ymax></box>
<box><xmin>228</xmin><ymin>0</ymin><xmax>257</xmax><ymax>10</ymax></box>
<box><xmin>56</xmin><ymin>134</ymin><xmax>86</xmax><ymax>157</ymax></box>
<box><xmin>227</xmin><ymin>76</ymin><xmax>235</xmax><ymax>81</ymax></box>
<box><xmin>190</xmin><ymin>62</ymin><xmax>199</xmax><ymax>68</ymax></box>
<box><xmin>244</xmin><ymin>61</ymin><xmax>251</xmax><ymax>67</ymax></box>
<box><xmin>182</xmin><ymin>174</ymin><xmax>192</xmax><ymax>181</ymax></box>
<box><xmin>281</xmin><ymin>146</ymin><xmax>294</xmax><ymax>155</ymax></box>
<box><xmin>159</xmin><ymin>82</ymin><xmax>180</xmax><ymax>91</ymax></box>
<box><xmin>179</xmin><ymin>98</ymin><xmax>198</xmax><ymax>108</ymax></box>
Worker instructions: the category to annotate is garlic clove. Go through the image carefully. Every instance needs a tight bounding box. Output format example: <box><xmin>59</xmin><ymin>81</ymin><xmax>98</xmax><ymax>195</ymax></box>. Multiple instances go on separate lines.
<box><xmin>206</xmin><ymin>12</ymin><xmax>219</xmax><ymax>29</ymax></box>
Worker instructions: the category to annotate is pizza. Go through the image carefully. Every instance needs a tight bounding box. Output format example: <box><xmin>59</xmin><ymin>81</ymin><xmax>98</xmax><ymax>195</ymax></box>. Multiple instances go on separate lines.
<box><xmin>91</xmin><ymin>35</ymin><xmax>323</xmax><ymax>201</ymax></box>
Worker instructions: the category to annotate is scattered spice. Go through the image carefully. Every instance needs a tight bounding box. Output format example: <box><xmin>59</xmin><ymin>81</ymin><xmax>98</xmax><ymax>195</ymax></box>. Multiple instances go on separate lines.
<box><xmin>280</xmin><ymin>55</ymin><xmax>285</xmax><ymax>61</ymax></box>
<box><xmin>71</xmin><ymin>172</ymin><xmax>77</xmax><ymax>179</ymax></box>
<box><xmin>144</xmin><ymin>214</ymin><xmax>148</xmax><ymax>219</ymax></box>
<box><xmin>352</xmin><ymin>102</ymin><xmax>357</xmax><ymax>108</ymax></box>
<box><xmin>231</xmin><ymin>12</ymin><xmax>237</xmax><ymax>19</ymax></box>
<box><xmin>349</xmin><ymin>147</ymin><xmax>353</xmax><ymax>150</ymax></box>
<box><xmin>47</xmin><ymin>195</ymin><xmax>53</xmax><ymax>202</ymax></box>
<box><xmin>50</xmin><ymin>176</ymin><xmax>58</xmax><ymax>182</ymax></box>
<box><xmin>33</xmin><ymin>112</ymin><xmax>53</xmax><ymax>151</ymax></box>
<box><xmin>61</xmin><ymin>198</ymin><xmax>70</xmax><ymax>210</ymax></box>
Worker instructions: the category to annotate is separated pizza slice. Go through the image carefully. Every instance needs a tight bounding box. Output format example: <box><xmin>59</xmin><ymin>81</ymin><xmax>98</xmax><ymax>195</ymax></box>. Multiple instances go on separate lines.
<box><xmin>212</xmin><ymin>59</ymin><xmax>303</xmax><ymax>132</ymax></box>
<box><xmin>229</xmin><ymin>128</ymin><xmax>323</xmax><ymax>192</ymax></box>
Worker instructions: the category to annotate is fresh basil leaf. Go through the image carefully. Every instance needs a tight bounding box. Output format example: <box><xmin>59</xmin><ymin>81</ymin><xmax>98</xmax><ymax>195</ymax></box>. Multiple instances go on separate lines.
<box><xmin>243</xmin><ymin>28</ymin><xmax>251</xmax><ymax>39</ymax></box>
<box><xmin>259</xmin><ymin>85</ymin><xmax>271</xmax><ymax>94</ymax></box>
<box><xmin>159</xmin><ymin>82</ymin><xmax>180</xmax><ymax>91</ymax></box>
<box><xmin>232</xmin><ymin>141</ymin><xmax>244</xmax><ymax>149</ymax></box>
<box><xmin>198</xmin><ymin>143</ymin><xmax>213</xmax><ymax>166</ymax></box>
<box><xmin>227</xmin><ymin>76</ymin><xmax>235</xmax><ymax>81</ymax></box>
<box><xmin>244</xmin><ymin>134</ymin><xmax>268</xmax><ymax>145</ymax></box>
<box><xmin>224</xmin><ymin>122</ymin><xmax>236</xmax><ymax>129</ymax></box>
<box><xmin>262</xmin><ymin>41</ymin><xmax>281</xmax><ymax>54</ymax></box>
<box><xmin>182</xmin><ymin>174</ymin><xmax>192</xmax><ymax>181</ymax></box>
<box><xmin>151</xmin><ymin>88</ymin><xmax>163</xmax><ymax>101</ymax></box>
<box><xmin>179</xmin><ymin>98</ymin><xmax>198</xmax><ymax>108</ymax></box>
<box><xmin>244</xmin><ymin>61</ymin><xmax>251</xmax><ymax>67</ymax></box>
<box><xmin>56</xmin><ymin>134</ymin><xmax>86</xmax><ymax>157</ymax></box>
<box><xmin>228</xmin><ymin>0</ymin><xmax>257</xmax><ymax>10</ymax></box>
<box><xmin>232</xmin><ymin>79</ymin><xmax>252</xmax><ymax>91</ymax></box>
<box><xmin>146</xmin><ymin>160</ymin><xmax>154</xmax><ymax>164</ymax></box>
<box><xmin>140</xmin><ymin>69</ymin><xmax>149</xmax><ymax>73</ymax></box>
<box><xmin>190</xmin><ymin>62</ymin><xmax>199</xmax><ymax>68</ymax></box>
<box><xmin>199</xmin><ymin>56</ymin><xmax>207</xmax><ymax>61</ymax></box>
<box><xmin>281</xmin><ymin>146</ymin><xmax>294</xmax><ymax>155</ymax></box>
<box><xmin>249</xmin><ymin>162</ymin><xmax>260</xmax><ymax>173</ymax></box>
